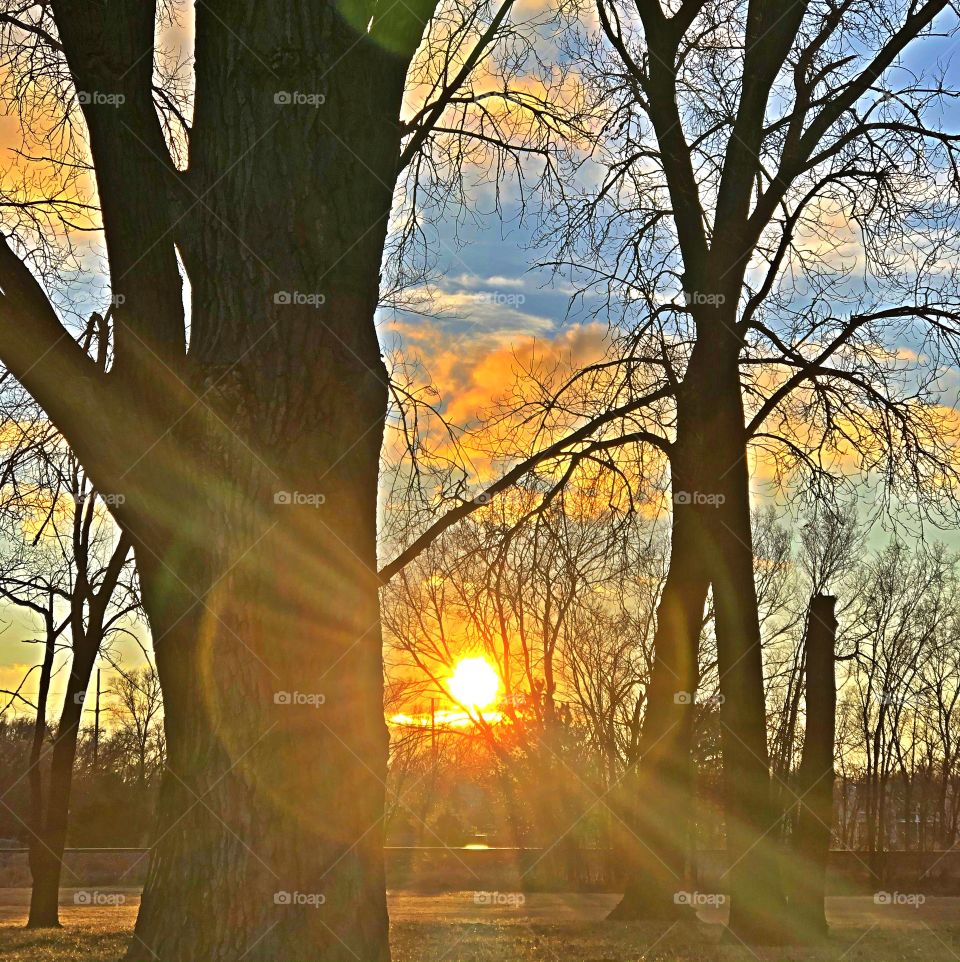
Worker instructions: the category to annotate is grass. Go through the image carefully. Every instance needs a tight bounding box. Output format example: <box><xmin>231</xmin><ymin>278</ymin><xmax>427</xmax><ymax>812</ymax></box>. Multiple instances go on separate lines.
<box><xmin>2</xmin><ymin>893</ymin><xmax>960</xmax><ymax>961</ymax></box>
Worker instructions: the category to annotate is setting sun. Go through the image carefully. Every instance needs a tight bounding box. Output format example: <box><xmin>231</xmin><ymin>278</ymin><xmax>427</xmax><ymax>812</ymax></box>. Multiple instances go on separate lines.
<box><xmin>447</xmin><ymin>657</ymin><xmax>500</xmax><ymax>710</ymax></box>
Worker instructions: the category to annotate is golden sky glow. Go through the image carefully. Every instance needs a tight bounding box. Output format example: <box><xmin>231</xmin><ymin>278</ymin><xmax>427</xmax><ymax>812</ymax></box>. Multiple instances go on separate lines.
<box><xmin>447</xmin><ymin>656</ymin><xmax>500</xmax><ymax>710</ymax></box>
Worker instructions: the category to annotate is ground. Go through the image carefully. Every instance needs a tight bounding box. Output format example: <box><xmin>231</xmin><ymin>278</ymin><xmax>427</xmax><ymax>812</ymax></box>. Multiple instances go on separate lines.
<box><xmin>1</xmin><ymin>890</ymin><xmax>959</xmax><ymax>961</ymax></box>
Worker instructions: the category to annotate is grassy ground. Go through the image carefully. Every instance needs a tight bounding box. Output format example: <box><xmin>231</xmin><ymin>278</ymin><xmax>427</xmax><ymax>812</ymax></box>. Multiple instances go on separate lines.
<box><xmin>2</xmin><ymin>891</ymin><xmax>959</xmax><ymax>961</ymax></box>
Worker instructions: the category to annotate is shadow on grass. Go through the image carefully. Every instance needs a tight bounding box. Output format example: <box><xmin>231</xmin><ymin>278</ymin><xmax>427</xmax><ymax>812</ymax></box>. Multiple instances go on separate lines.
<box><xmin>3</xmin><ymin>916</ymin><xmax>960</xmax><ymax>962</ymax></box>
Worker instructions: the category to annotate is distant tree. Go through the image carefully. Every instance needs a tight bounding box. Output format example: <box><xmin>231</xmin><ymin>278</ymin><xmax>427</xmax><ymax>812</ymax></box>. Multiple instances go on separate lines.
<box><xmin>0</xmin><ymin>407</ymin><xmax>137</xmax><ymax>927</ymax></box>
<box><xmin>108</xmin><ymin>667</ymin><xmax>164</xmax><ymax>789</ymax></box>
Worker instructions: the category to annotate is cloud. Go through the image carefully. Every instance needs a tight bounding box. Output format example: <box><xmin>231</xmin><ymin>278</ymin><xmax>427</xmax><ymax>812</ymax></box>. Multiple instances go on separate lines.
<box><xmin>450</xmin><ymin>272</ymin><xmax>528</xmax><ymax>290</ymax></box>
<box><xmin>385</xmin><ymin>315</ymin><xmax>611</xmax><ymax>491</ymax></box>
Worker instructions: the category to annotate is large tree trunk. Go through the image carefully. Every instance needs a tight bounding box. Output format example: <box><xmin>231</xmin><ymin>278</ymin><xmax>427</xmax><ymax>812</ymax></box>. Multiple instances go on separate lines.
<box><xmin>129</xmin><ymin>474</ymin><xmax>390</xmax><ymax>962</ymax></box>
<box><xmin>787</xmin><ymin>594</ymin><xmax>837</xmax><ymax>939</ymax></box>
<box><xmin>609</xmin><ymin>376</ymin><xmax>712</xmax><ymax>920</ymax></box>
<box><xmin>703</xmin><ymin>355</ymin><xmax>787</xmax><ymax>942</ymax></box>
<box><xmin>608</xmin><ymin>506</ymin><xmax>709</xmax><ymax>918</ymax></box>
<box><xmin>121</xmin><ymin>6</ymin><xmax>412</xmax><ymax>959</ymax></box>
<box><xmin>3</xmin><ymin>1</ymin><xmax>430</xmax><ymax>957</ymax></box>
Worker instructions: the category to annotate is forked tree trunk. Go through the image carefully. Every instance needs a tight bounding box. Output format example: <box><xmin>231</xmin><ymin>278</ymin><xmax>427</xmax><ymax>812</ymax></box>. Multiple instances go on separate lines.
<box><xmin>27</xmin><ymin>519</ymin><xmax>130</xmax><ymax>928</ymax></box>
<box><xmin>787</xmin><ymin>595</ymin><xmax>837</xmax><ymax>939</ymax></box>
<box><xmin>118</xmin><ymin>6</ymin><xmax>416</xmax><ymax>958</ymax></box>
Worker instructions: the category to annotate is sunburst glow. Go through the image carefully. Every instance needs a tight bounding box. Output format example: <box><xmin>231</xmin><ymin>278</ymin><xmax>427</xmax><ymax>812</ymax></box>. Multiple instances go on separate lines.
<box><xmin>447</xmin><ymin>656</ymin><xmax>500</xmax><ymax>710</ymax></box>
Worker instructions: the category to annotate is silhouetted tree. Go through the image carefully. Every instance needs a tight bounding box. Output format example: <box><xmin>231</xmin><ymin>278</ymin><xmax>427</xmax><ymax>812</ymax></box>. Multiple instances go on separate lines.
<box><xmin>0</xmin><ymin>0</ymin><xmax>575</xmax><ymax>956</ymax></box>
<box><xmin>382</xmin><ymin>0</ymin><xmax>960</xmax><ymax>939</ymax></box>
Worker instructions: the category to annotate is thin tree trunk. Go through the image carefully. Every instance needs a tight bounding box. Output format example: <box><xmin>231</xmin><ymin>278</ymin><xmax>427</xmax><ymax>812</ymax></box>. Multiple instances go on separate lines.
<box><xmin>787</xmin><ymin>595</ymin><xmax>836</xmax><ymax>940</ymax></box>
<box><xmin>28</xmin><ymin>525</ymin><xmax>129</xmax><ymax>927</ymax></box>
<box><xmin>26</xmin><ymin>619</ymin><xmax>58</xmax><ymax>928</ymax></box>
<box><xmin>28</xmin><ymin>657</ymin><xmax>95</xmax><ymax>928</ymax></box>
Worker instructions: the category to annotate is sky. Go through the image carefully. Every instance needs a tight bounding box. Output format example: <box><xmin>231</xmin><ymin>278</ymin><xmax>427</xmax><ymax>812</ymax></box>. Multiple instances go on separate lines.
<box><xmin>4</xmin><ymin>2</ymin><xmax>960</xmax><ymax>724</ymax></box>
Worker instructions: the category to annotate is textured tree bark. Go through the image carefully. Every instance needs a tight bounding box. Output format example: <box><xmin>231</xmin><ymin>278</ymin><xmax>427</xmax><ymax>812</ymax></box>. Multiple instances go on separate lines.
<box><xmin>698</xmin><ymin>345</ymin><xmax>788</xmax><ymax>942</ymax></box>
<box><xmin>0</xmin><ymin>1</ymin><xmax>438</xmax><ymax>958</ymax></box>
<box><xmin>116</xmin><ymin>4</ymin><xmax>418</xmax><ymax>958</ymax></box>
<box><xmin>609</xmin><ymin>369</ymin><xmax>712</xmax><ymax>920</ymax></box>
<box><xmin>787</xmin><ymin>595</ymin><xmax>837</xmax><ymax>939</ymax></box>
<box><xmin>128</xmin><ymin>462</ymin><xmax>391</xmax><ymax>961</ymax></box>
<box><xmin>606</xmin><ymin>524</ymin><xmax>709</xmax><ymax>919</ymax></box>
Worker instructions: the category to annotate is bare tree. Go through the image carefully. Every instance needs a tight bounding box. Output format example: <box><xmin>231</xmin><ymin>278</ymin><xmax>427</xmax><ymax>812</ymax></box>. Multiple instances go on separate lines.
<box><xmin>0</xmin><ymin>0</ymin><xmax>577</xmax><ymax>956</ymax></box>
<box><xmin>108</xmin><ymin>667</ymin><xmax>165</xmax><ymax>789</ymax></box>
<box><xmin>0</xmin><ymin>417</ymin><xmax>137</xmax><ymax>927</ymax></box>
<box><xmin>380</xmin><ymin>0</ymin><xmax>960</xmax><ymax>938</ymax></box>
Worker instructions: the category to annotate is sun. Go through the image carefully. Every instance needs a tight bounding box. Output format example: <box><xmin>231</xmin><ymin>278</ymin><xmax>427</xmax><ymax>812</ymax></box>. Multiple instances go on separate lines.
<box><xmin>448</xmin><ymin>657</ymin><xmax>500</xmax><ymax>710</ymax></box>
